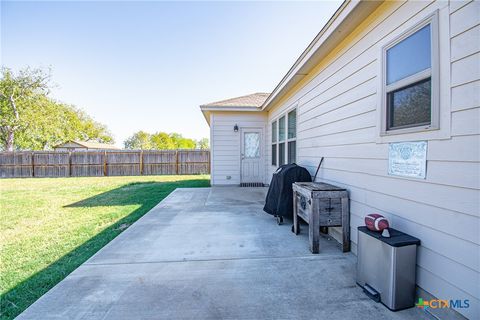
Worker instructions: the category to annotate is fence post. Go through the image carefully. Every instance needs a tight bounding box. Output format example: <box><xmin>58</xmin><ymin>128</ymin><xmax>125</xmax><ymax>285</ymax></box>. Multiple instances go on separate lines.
<box><xmin>68</xmin><ymin>152</ymin><xmax>72</xmax><ymax>177</ymax></box>
<box><xmin>31</xmin><ymin>152</ymin><xmax>35</xmax><ymax>177</ymax></box>
<box><xmin>176</xmin><ymin>150</ymin><xmax>179</xmax><ymax>175</ymax></box>
<box><xmin>140</xmin><ymin>150</ymin><xmax>143</xmax><ymax>175</ymax></box>
<box><xmin>207</xmin><ymin>150</ymin><xmax>211</xmax><ymax>174</ymax></box>
<box><xmin>103</xmin><ymin>151</ymin><xmax>107</xmax><ymax>176</ymax></box>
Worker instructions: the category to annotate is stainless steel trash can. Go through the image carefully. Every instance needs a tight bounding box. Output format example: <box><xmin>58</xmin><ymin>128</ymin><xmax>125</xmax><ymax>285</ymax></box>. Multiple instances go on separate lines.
<box><xmin>356</xmin><ymin>226</ymin><xmax>420</xmax><ymax>311</ymax></box>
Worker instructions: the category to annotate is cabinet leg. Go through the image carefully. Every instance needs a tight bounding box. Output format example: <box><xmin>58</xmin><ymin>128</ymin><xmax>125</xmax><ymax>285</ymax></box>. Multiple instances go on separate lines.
<box><xmin>309</xmin><ymin>201</ymin><xmax>320</xmax><ymax>254</ymax></box>
<box><xmin>293</xmin><ymin>191</ymin><xmax>299</xmax><ymax>235</ymax></box>
<box><xmin>341</xmin><ymin>197</ymin><xmax>350</xmax><ymax>252</ymax></box>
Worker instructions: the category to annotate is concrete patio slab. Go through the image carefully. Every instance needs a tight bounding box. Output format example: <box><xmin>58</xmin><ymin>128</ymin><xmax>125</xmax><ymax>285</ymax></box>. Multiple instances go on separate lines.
<box><xmin>18</xmin><ymin>187</ymin><xmax>431</xmax><ymax>320</ymax></box>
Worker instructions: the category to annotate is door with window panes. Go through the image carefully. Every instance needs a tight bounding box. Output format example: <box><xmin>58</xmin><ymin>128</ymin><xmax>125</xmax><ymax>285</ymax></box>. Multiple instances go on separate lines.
<box><xmin>240</xmin><ymin>128</ymin><xmax>263</xmax><ymax>184</ymax></box>
<box><xmin>272</xmin><ymin>109</ymin><xmax>296</xmax><ymax>167</ymax></box>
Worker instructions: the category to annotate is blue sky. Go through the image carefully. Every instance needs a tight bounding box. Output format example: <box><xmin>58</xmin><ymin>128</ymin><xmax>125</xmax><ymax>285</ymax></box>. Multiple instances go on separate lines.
<box><xmin>1</xmin><ymin>0</ymin><xmax>341</xmax><ymax>147</ymax></box>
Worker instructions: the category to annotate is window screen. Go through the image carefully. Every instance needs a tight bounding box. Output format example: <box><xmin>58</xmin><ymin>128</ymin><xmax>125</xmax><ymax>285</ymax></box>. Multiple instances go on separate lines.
<box><xmin>387</xmin><ymin>79</ymin><xmax>431</xmax><ymax>129</ymax></box>
<box><xmin>271</xmin><ymin>121</ymin><xmax>277</xmax><ymax>143</ymax></box>
<box><xmin>271</xmin><ymin>144</ymin><xmax>277</xmax><ymax>166</ymax></box>
<box><xmin>279</xmin><ymin>116</ymin><xmax>285</xmax><ymax>142</ymax></box>
<box><xmin>288</xmin><ymin>110</ymin><xmax>296</xmax><ymax>139</ymax></box>
<box><xmin>288</xmin><ymin>141</ymin><xmax>296</xmax><ymax>164</ymax></box>
<box><xmin>279</xmin><ymin>143</ymin><xmax>285</xmax><ymax>165</ymax></box>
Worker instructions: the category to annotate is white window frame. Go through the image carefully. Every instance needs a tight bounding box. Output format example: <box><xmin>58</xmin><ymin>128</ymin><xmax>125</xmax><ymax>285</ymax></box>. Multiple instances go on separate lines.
<box><xmin>271</xmin><ymin>106</ymin><xmax>297</xmax><ymax>167</ymax></box>
<box><xmin>380</xmin><ymin>11</ymin><xmax>440</xmax><ymax>136</ymax></box>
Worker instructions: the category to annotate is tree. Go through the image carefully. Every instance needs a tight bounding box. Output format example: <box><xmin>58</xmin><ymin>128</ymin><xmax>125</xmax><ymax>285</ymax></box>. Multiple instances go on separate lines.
<box><xmin>13</xmin><ymin>97</ymin><xmax>114</xmax><ymax>150</ymax></box>
<box><xmin>0</xmin><ymin>67</ymin><xmax>114</xmax><ymax>151</ymax></box>
<box><xmin>124</xmin><ymin>131</ymin><xmax>152</xmax><ymax>149</ymax></box>
<box><xmin>151</xmin><ymin>132</ymin><xmax>175</xmax><ymax>150</ymax></box>
<box><xmin>0</xmin><ymin>67</ymin><xmax>50</xmax><ymax>151</ymax></box>
<box><xmin>124</xmin><ymin>131</ymin><xmax>199</xmax><ymax>150</ymax></box>
<box><xmin>169</xmin><ymin>133</ymin><xmax>196</xmax><ymax>149</ymax></box>
<box><xmin>73</xmin><ymin>108</ymin><xmax>114</xmax><ymax>144</ymax></box>
<box><xmin>196</xmin><ymin>138</ymin><xmax>209</xmax><ymax>150</ymax></box>
<box><xmin>14</xmin><ymin>95</ymin><xmax>64</xmax><ymax>150</ymax></box>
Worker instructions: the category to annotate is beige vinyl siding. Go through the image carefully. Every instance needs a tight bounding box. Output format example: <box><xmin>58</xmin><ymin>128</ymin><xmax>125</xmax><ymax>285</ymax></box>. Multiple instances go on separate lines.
<box><xmin>210</xmin><ymin>111</ymin><xmax>267</xmax><ymax>185</ymax></box>
<box><xmin>266</xmin><ymin>1</ymin><xmax>479</xmax><ymax>318</ymax></box>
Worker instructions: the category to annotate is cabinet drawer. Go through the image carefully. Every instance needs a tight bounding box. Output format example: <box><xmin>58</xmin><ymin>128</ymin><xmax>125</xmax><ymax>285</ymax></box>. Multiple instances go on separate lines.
<box><xmin>318</xmin><ymin>198</ymin><xmax>342</xmax><ymax>226</ymax></box>
<box><xmin>295</xmin><ymin>194</ymin><xmax>343</xmax><ymax>227</ymax></box>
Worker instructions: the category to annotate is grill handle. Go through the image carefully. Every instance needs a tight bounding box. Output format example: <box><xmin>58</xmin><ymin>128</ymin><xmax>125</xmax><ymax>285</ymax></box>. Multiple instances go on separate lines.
<box><xmin>313</xmin><ymin>157</ymin><xmax>324</xmax><ymax>182</ymax></box>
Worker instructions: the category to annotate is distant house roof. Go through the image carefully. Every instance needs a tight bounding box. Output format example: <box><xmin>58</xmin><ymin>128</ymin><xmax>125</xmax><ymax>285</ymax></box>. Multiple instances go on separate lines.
<box><xmin>201</xmin><ymin>92</ymin><xmax>270</xmax><ymax>109</ymax></box>
<box><xmin>53</xmin><ymin>140</ymin><xmax>120</xmax><ymax>150</ymax></box>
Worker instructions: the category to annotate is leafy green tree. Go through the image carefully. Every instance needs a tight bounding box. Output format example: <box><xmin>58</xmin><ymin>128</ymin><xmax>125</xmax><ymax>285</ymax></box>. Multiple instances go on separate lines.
<box><xmin>124</xmin><ymin>131</ymin><xmax>199</xmax><ymax>150</ymax></box>
<box><xmin>169</xmin><ymin>133</ymin><xmax>196</xmax><ymax>149</ymax></box>
<box><xmin>151</xmin><ymin>132</ymin><xmax>175</xmax><ymax>150</ymax></box>
<box><xmin>196</xmin><ymin>138</ymin><xmax>209</xmax><ymax>150</ymax></box>
<box><xmin>124</xmin><ymin>131</ymin><xmax>152</xmax><ymax>149</ymax></box>
<box><xmin>0</xmin><ymin>67</ymin><xmax>50</xmax><ymax>151</ymax></box>
<box><xmin>14</xmin><ymin>97</ymin><xmax>114</xmax><ymax>150</ymax></box>
<box><xmin>73</xmin><ymin>108</ymin><xmax>113</xmax><ymax>144</ymax></box>
<box><xmin>14</xmin><ymin>95</ymin><xmax>64</xmax><ymax>150</ymax></box>
<box><xmin>0</xmin><ymin>67</ymin><xmax>114</xmax><ymax>151</ymax></box>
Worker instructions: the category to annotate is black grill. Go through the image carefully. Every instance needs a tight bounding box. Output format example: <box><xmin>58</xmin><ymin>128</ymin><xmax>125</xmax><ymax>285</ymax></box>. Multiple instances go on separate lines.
<box><xmin>263</xmin><ymin>163</ymin><xmax>312</xmax><ymax>220</ymax></box>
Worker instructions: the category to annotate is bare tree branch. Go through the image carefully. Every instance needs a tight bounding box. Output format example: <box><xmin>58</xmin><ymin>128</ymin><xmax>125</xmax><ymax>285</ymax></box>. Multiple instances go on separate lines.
<box><xmin>9</xmin><ymin>94</ymin><xmax>19</xmax><ymax>120</ymax></box>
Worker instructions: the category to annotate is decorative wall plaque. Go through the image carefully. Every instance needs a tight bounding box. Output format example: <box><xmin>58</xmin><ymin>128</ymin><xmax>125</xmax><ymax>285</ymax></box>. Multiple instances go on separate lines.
<box><xmin>388</xmin><ymin>141</ymin><xmax>427</xmax><ymax>179</ymax></box>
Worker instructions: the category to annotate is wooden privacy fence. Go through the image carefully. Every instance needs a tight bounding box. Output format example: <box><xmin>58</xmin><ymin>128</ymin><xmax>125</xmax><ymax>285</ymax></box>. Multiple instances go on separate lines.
<box><xmin>0</xmin><ymin>150</ymin><xmax>210</xmax><ymax>178</ymax></box>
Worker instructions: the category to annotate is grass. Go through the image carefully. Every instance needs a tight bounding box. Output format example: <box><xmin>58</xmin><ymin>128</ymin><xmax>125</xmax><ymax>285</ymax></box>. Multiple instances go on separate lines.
<box><xmin>0</xmin><ymin>175</ymin><xmax>210</xmax><ymax>320</ymax></box>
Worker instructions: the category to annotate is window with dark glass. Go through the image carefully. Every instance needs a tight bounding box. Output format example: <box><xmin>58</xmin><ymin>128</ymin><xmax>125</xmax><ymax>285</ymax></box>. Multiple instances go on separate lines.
<box><xmin>272</xmin><ymin>109</ymin><xmax>297</xmax><ymax>167</ymax></box>
<box><xmin>288</xmin><ymin>141</ymin><xmax>296</xmax><ymax>164</ymax></box>
<box><xmin>271</xmin><ymin>121</ymin><xmax>277</xmax><ymax>166</ymax></box>
<box><xmin>288</xmin><ymin>110</ymin><xmax>296</xmax><ymax>139</ymax></box>
<box><xmin>278</xmin><ymin>116</ymin><xmax>285</xmax><ymax>165</ymax></box>
<box><xmin>385</xmin><ymin>23</ymin><xmax>433</xmax><ymax>131</ymax></box>
<box><xmin>278</xmin><ymin>116</ymin><xmax>285</xmax><ymax>142</ymax></box>
<box><xmin>287</xmin><ymin>110</ymin><xmax>296</xmax><ymax>163</ymax></box>
<box><xmin>279</xmin><ymin>143</ymin><xmax>285</xmax><ymax>166</ymax></box>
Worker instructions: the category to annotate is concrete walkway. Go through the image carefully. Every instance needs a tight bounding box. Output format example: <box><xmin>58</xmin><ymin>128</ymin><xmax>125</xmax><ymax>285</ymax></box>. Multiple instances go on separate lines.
<box><xmin>18</xmin><ymin>187</ymin><xmax>430</xmax><ymax>320</ymax></box>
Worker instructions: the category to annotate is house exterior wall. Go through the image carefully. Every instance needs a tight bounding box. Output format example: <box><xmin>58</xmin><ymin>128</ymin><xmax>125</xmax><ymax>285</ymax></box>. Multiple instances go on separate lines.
<box><xmin>210</xmin><ymin>111</ymin><xmax>267</xmax><ymax>185</ymax></box>
<box><xmin>265</xmin><ymin>1</ymin><xmax>479</xmax><ymax>318</ymax></box>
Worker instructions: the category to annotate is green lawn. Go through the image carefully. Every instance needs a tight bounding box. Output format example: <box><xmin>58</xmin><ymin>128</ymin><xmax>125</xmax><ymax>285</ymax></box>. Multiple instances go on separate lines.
<box><xmin>0</xmin><ymin>175</ymin><xmax>210</xmax><ymax>320</ymax></box>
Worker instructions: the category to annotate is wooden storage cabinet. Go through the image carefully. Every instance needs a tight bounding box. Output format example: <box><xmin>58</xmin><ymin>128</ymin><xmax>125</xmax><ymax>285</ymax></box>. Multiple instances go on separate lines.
<box><xmin>292</xmin><ymin>182</ymin><xmax>350</xmax><ymax>253</ymax></box>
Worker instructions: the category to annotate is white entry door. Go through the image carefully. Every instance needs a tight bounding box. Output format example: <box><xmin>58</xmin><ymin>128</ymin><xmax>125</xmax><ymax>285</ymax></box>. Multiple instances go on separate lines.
<box><xmin>241</xmin><ymin>128</ymin><xmax>263</xmax><ymax>185</ymax></box>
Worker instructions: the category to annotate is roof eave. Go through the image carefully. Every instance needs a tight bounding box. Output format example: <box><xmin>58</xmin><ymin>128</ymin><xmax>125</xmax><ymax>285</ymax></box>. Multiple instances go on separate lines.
<box><xmin>200</xmin><ymin>105</ymin><xmax>262</xmax><ymax>111</ymax></box>
<box><xmin>200</xmin><ymin>105</ymin><xmax>263</xmax><ymax>126</ymax></box>
<box><xmin>201</xmin><ymin>109</ymin><xmax>211</xmax><ymax>126</ymax></box>
<box><xmin>261</xmin><ymin>0</ymin><xmax>382</xmax><ymax>111</ymax></box>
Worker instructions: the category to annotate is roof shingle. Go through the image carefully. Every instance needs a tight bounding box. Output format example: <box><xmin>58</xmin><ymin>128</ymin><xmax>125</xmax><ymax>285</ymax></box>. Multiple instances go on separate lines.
<box><xmin>54</xmin><ymin>140</ymin><xmax>119</xmax><ymax>150</ymax></box>
<box><xmin>201</xmin><ymin>92</ymin><xmax>270</xmax><ymax>108</ymax></box>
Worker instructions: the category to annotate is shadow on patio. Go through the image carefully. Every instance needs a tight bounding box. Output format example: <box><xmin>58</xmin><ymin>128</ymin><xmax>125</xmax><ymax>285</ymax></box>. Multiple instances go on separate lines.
<box><xmin>14</xmin><ymin>186</ymin><xmax>428</xmax><ymax>320</ymax></box>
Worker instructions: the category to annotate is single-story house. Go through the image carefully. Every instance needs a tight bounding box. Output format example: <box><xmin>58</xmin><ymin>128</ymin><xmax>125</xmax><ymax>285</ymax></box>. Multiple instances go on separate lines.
<box><xmin>200</xmin><ymin>1</ymin><xmax>479</xmax><ymax>319</ymax></box>
<box><xmin>53</xmin><ymin>140</ymin><xmax>120</xmax><ymax>152</ymax></box>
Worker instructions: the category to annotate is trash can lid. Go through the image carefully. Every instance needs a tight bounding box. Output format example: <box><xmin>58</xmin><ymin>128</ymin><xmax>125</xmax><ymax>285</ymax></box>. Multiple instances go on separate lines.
<box><xmin>358</xmin><ymin>226</ymin><xmax>420</xmax><ymax>247</ymax></box>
